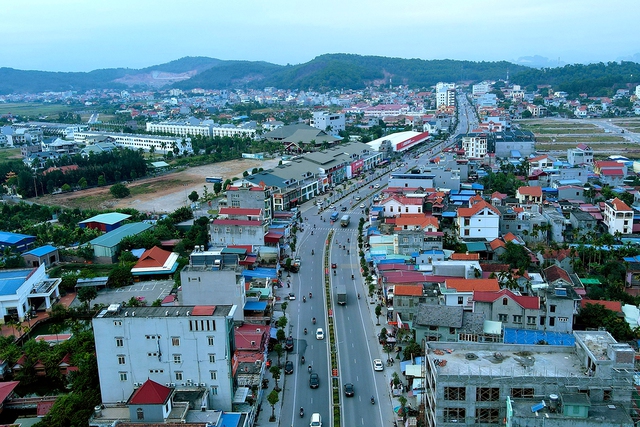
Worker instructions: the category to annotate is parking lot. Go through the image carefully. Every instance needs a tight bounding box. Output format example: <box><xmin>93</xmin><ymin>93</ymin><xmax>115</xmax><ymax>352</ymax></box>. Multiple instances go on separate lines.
<box><xmin>71</xmin><ymin>280</ymin><xmax>175</xmax><ymax>308</ymax></box>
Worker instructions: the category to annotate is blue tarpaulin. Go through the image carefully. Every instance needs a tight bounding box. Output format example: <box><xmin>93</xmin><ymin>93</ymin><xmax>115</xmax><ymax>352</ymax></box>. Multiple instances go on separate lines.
<box><xmin>244</xmin><ymin>301</ymin><xmax>268</xmax><ymax>311</ymax></box>
<box><xmin>243</xmin><ymin>268</ymin><xmax>278</xmax><ymax>279</ymax></box>
<box><xmin>503</xmin><ymin>328</ymin><xmax>575</xmax><ymax>346</ymax></box>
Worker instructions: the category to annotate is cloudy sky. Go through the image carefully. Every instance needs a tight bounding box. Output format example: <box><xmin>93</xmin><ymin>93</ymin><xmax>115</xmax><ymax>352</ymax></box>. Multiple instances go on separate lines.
<box><xmin>1</xmin><ymin>0</ymin><xmax>638</xmax><ymax>72</ymax></box>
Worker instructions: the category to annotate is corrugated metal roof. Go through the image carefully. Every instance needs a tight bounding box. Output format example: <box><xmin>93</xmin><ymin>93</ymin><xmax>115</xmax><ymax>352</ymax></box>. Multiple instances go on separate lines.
<box><xmin>79</xmin><ymin>212</ymin><xmax>131</xmax><ymax>225</ymax></box>
<box><xmin>89</xmin><ymin>222</ymin><xmax>152</xmax><ymax>248</ymax></box>
<box><xmin>23</xmin><ymin>244</ymin><xmax>57</xmax><ymax>257</ymax></box>
<box><xmin>0</xmin><ymin>231</ymin><xmax>35</xmax><ymax>244</ymax></box>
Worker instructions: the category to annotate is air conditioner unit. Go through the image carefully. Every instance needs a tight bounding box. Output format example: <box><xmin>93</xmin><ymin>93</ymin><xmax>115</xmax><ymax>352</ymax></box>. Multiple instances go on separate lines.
<box><xmin>201</xmin><ymin>406</ymin><xmax>207</xmax><ymax>412</ymax></box>
<box><xmin>166</xmin><ymin>382</ymin><xmax>171</xmax><ymax>387</ymax></box>
<box><xmin>170</xmin><ymin>383</ymin><xmax>176</xmax><ymax>387</ymax></box>
<box><xmin>181</xmin><ymin>383</ymin><xmax>186</xmax><ymax>386</ymax></box>
<box><xmin>186</xmin><ymin>379</ymin><xmax>192</xmax><ymax>385</ymax></box>
<box><xmin>200</xmin><ymin>383</ymin><xmax>206</xmax><ymax>387</ymax></box>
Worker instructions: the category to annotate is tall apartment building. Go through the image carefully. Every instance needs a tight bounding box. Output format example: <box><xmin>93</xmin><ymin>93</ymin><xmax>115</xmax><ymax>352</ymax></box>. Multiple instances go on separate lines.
<box><xmin>472</xmin><ymin>82</ymin><xmax>490</xmax><ymax>96</ymax></box>
<box><xmin>310</xmin><ymin>111</ymin><xmax>345</xmax><ymax>135</ymax></box>
<box><xmin>92</xmin><ymin>304</ymin><xmax>237</xmax><ymax>410</ymax></box>
<box><xmin>424</xmin><ymin>331</ymin><xmax>635</xmax><ymax>426</ymax></box>
<box><xmin>461</xmin><ymin>134</ymin><xmax>488</xmax><ymax>159</ymax></box>
<box><xmin>436</xmin><ymin>82</ymin><xmax>456</xmax><ymax>108</ymax></box>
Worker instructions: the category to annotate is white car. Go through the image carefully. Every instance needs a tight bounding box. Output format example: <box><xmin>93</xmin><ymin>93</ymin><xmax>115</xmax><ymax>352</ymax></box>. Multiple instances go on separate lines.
<box><xmin>316</xmin><ymin>328</ymin><xmax>324</xmax><ymax>340</ymax></box>
<box><xmin>359</xmin><ymin>204</ymin><xmax>365</xmax><ymax>209</ymax></box>
<box><xmin>374</xmin><ymin>184</ymin><xmax>380</xmax><ymax>188</ymax></box>
<box><xmin>373</xmin><ymin>359</ymin><xmax>384</xmax><ymax>371</ymax></box>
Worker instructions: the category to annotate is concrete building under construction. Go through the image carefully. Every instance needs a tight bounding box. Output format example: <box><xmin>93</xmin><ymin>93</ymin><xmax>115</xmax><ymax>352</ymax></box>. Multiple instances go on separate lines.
<box><xmin>423</xmin><ymin>330</ymin><xmax>636</xmax><ymax>426</ymax></box>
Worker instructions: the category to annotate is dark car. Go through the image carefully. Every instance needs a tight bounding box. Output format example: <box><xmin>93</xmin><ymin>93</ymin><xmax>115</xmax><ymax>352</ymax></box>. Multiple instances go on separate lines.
<box><xmin>284</xmin><ymin>360</ymin><xmax>294</xmax><ymax>375</ymax></box>
<box><xmin>285</xmin><ymin>336</ymin><xmax>294</xmax><ymax>352</ymax></box>
<box><xmin>309</xmin><ymin>372</ymin><xmax>319</xmax><ymax>388</ymax></box>
<box><xmin>340</xmin><ymin>206</ymin><xmax>347</xmax><ymax>212</ymax></box>
<box><xmin>344</xmin><ymin>382</ymin><xmax>354</xmax><ymax>397</ymax></box>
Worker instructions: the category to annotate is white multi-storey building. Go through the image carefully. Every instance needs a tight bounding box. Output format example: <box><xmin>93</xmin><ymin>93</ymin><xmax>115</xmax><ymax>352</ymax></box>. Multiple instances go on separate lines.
<box><xmin>435</xmin><ymin>82</ymin><xmax>456</xmax><ymax>108</ymax></box>
<box><xmin>310</xmin><ymin>111</ymin><xmax>345</xmax><ymax>135</ymax></box>
<box><xmin>210</xmin><ymin>125</ymin><xmax>256</xmax><ymax>139</ymax></box>
<box><xmin>472</xmin><ymin>82</ymin><xmax>490</xmax><ymax>96</ymax></box>
<box><xmin>146</xmin><ymin>121</ymin><xmax>212</xmax><ymax>138</ymax></box>
<box><xmin>456</xmin><ymin>200</ymin><xmax>501</xmax><ymax>239</ymax></box>
<box><xmin>461</xmin><ymin>134</ymin><xmax>488</xmax><ymax>158</ymax></box>
<box><xmin>603</xmin><ymin>197</ymin><xmax>633</xmax><ymax>235</ymax></box>
<box><xmin>74</xmin><ymin>131</ymin><xmax>192</xmax><ymax>155</ymax></box>
<box><xmin>92</xmin><ymin>304</ymin><xmax>237</xmax><ymax>410</ymax></box>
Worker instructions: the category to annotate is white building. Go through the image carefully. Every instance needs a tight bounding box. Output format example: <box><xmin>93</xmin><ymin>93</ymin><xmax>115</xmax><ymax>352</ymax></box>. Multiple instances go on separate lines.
<box><xmin>567</xmin><ymin>144</ymin><xmax>594</xmax><ymax>166</ymax></box>
<box><xmin>635</xmin><ymin>85</ymin><xmax>640</xmax><ymax>98</ymax></box>
<box><xmin>435</xmin><ymin>82</ymin><xmax>456</xmax><ymax>108</ymax></box>
<box><xmin>0</xmin><ymin>265</ymin><xmax>61</xmax><ymax>322</ymax></box>
<box><xmin>146</xmin><ymin>121</ymin><xmax>212</xmax><ymax>138</ymax></box>
<box><xmin>310</xmin><ymin>111</ymin><xmax>345</xmax><ymax>136</ymax></box>
<box><xmin>92</xmin><ymin>304</ymin><xmax>237</xmax><ymax>410</ymax></box>
<box><xmin>461</xmin><ymin>134</ymin><xmax>488</xmax><ymax>158</ymax></box>
<box><xmin>456</xmin><ymin>200</ymin><xmax>501</xmax><ymax>240</ymax></box>
<box><xmin>472</xmin><ymin>82</ymin><xmax>490</xmax><ymax>96</ymax></box>
<box><xmin>603</xmin><ymin>197</ymin><xmax>633</xmax><ymax>235</ymax></box>
<box><xmin>210</xmin><ymin>125</ymin><xmax>256</xmax><ymax>139</ymax></box>
<box><xmin>74</xmin><ymin>131</ymin><xmax>192</xmax><ymax>155</ymax></box>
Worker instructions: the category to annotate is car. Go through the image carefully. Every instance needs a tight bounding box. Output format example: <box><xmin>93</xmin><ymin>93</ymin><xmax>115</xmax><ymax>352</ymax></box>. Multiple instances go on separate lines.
<box><xmin>294</xmin><ymin>257</ymin><xmax>301</xmax><ymax>267</ymax></box>
<box><xmin>343</xmin><ymin>382</ymin><xmax>354</xmax><ymax>397</ymax></box>
<box><xmin>285</xmin><ymin>336</ymin><xmax>294</xmax><ymax>352</ymax></box>
<box><xmin>284</xmin><ymin>360</ymin><xmax>294</xmax><ymax>374</ymax></box>
<box><xmin>310</xmin><ymin>413</ymin><xmax>322</xmax><ymax>427</ymax></box>
<box><xmin>359</xmin><ymin>204</ymin><xmax>365</xmax><ymax>208</ymax></box>
<box><xmin>355</xmin><ymin>196</ymin><xmax>361</xmax><ymax>201</ymax></box>
<box><xmin>288</xmin><ymin>293</ymin><xmax>296</xmax><ymax>301</ymax></box>
<box><xmin>330</xmin><ymin>205</ymin><xmax>335</xmax><ymax>209</ymax></box>
<box><xmin>374</xmin><ymin>184</ymin><xmax>380</xmax><ymax>188</ymax></box>
<box><xmin>309</xmin><ymin>372</ymin><xmax>319</xmax><ymax>388</ymax></box>
<box><xmin>340</xmin><ymin>206</ymin><xmax>347</xmax><ymax>212</ymax></box>
<box><xmin>373</xmin><ymin>359</ymin><xmax>384</xmax><ymax>371</ymax></box>
<box><xmin>316</xmin><ymin>328</ymin><xmax>324</xmax><ymax>340</ymax></box>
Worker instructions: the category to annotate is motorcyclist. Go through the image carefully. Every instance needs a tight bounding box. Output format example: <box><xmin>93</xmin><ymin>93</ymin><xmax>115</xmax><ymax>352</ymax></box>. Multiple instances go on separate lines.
<box><xmin>300</xmin><ymin>407</ymin><xmax>304</xmax><ymax>417</ymax></box>
<box><xmin>303</xmin><ymin>296</ymin><xmax>306</xmax><ymax>303</ymax></box>
<box><xmin>312</xmin><ymin>317</ymin><xmax>316</xmax><ymax>324</ymax></box>
<box><xmin>301</xmin><ymin>356</ymin><xmax>305</xmax><ymax>364</ymax></box>
<box><xmin>371</xmin><ymin>396</ymin><xmax>375</xmax><ymax>404</ymax></box>
<box><xmin>311</xmin><ymin>230</ymin><xmax>314</xmax><ymax>235</ymax></box>
<box><xmin>352</xmin><ymin>274</ymin><xmax>355</xmax><ymax>280</ymax></box>
<box><xmin>304</xmin><ymin>328</ymin><xmax>307</xmax><ymax>335</ymax></box>
<box><xmin>309</xmin><ymin>292</ymin><xmax>312</xmax><ymax>299</ymax></box>
<box><xmin>312</xmin><ymin>249</ymin><xmax>314</xmax><ymax>255</ymax></box>
<box><xmin>358</xmin><ymin>293</ymin><xmax>360</xmax><ymax>299</ymax></box>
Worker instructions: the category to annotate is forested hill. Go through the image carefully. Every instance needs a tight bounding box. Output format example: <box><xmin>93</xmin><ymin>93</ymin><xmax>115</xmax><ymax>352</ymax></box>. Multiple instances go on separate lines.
<box><xmin>511</xmin><ymin>61</ymin><xmax>640</xmax><ymax>97</ymax></box>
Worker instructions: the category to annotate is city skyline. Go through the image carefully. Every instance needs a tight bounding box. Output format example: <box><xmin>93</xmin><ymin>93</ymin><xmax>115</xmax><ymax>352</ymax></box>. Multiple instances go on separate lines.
<box><xmin>1</xmin><ymin>0</ymin><xmax>639</xmax><ymax>73</ymax></box>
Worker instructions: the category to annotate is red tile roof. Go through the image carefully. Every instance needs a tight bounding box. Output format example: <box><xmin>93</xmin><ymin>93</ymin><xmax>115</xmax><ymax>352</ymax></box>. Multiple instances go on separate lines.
<box><xmin>0</xmin><ymin>381</ymin><xmax>19</xmax><ymax>403</ymax></box>
<box><xmin>450</xmin><ymin>253</ymin><xmax>480</xmax><ymax>261</ymax></box>
<box><xmin>128</xmin><ymin>379</ymin><xmax>172</xmax><ymax>405</ymax></box>
<box><xmin>219</xmin><ymin>207</ymin><xmax>262</xmax><ymax>216</ymax></box>
<box><xmin>609</xmin><ymin>197</ymin><xmax>632</xmax><ymax>211</ymax></box>
<box><xmin>543</xmin><ymin>265</ymin><xmax>571</xmax><ymax>284</ymax></box>
<box><xmin>581</xmin><ymin>299</ymin><xmax>622</xmax><ymax>313</ymax></box>
<box><xmin>394</xmin><ymin>284</ymin><xmax>424</xmax><ymax>296</ymax></box>
<box><xmin>444</xmin><ymin>278</ymin><xmax>500</xmax><ymax>292</ymax></box>
<box><xmin>601</xmin><ymin>169</ymin><xmax>624</xmax><ymax>176</ymax></box>
<box><xmin>457</xmin><ymin>200</ymin><xmax>500</xmax><ymax>218</ymax></box>
<box><xmin>473</xmin><ymin>289</ymin><xmax>540</xmax><ymax>310</ymax></box>
<box><xmin>213</xmin><ymin>219</ymin><xmax>263</xmax><ymax>226</ymax></box>
<box><xmin>192</xmin><ymin>306</ymin><xmax>216</xmax><ymax>316</ymax></box>
<box><xmin>133</xmin><ymin>246</ymin><xmax>172</xmax><ymax>269</ymax></box>
<box><xmin>517</xmin><ymin>186</ymin><xmax>542</xmax><ymax>197</ymax></box>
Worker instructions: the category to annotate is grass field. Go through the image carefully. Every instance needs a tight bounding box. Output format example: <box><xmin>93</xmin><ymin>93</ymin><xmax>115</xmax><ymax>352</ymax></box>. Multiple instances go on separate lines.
<box><xmin>536</xmin><ymin>135</ymin><xmax>627</xmax><ymax>143</ymax></box>
<box><xmin>536</xmin><ymin>142</ymin><xmax>639</xmax><ymax>152</ymax></box>
<box><xmin>0</xmin><ymin>102</ymin><xmax>78</xmax><ymax>118</ymax></box>
<box><xmin>0</xmin><ymin>148</ymin><xmax>21</xmax><ymax>162</ymax></box>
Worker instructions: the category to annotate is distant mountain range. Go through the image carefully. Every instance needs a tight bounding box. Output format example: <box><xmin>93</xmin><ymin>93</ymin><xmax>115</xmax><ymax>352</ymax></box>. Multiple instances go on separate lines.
<box><xmin>0</xmin><ymin>54</ymin><xmax>525</xmax><ymax>94</ymax></box>
<box><xmin>0</xmin><ymin>54</ymin><xmax>639</xmax><ymax>96</ymax></box>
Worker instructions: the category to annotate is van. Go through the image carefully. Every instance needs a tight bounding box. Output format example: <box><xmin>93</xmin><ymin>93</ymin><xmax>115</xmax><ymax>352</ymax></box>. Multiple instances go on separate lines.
<box><xmin>330</xmin><ymin>212</ymin><xmax>339</xmax><ymax>222</ymax></box>
<box><xmin>310</xmin><ymin>413</ymin><xmax>322</xmax><ymax>426</ymax></box>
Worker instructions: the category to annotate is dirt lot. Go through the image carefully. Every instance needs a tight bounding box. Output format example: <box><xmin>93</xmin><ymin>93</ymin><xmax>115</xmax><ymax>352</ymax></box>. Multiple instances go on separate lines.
<box><xmin>36</xmin><ymin>158</ymin><xmax>280</xmax><ymax>213</ymax></box>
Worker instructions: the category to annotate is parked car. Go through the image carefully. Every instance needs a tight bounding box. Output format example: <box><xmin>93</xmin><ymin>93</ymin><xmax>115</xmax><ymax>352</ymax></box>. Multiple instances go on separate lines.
<box><xmin>373</xmin><ymin>359</ymin><xmax>384</xmax><ymax>371</ymax></box>
<box><xmin>309</xmin><ymin>372</ymin><xmax>319</xmax><ymax>388</ymax></box>
<box><xmin>285</xmin><ymin>336</ymin><xmax>294</xmax><ymax>352</ymax></box>
<box><xmin>284</xmin><ymin>360</ymin><xmax>294</xmax><ymax>375</ymax></box>
<box><xmin>288</xmin><ymin>293</ymin><xmax>296</xmax><ymax>301</ymax></box>
<box><xmin>343</xmin><ymin>382</ymin><xmax>355</xmax><ymax>397</ymax></box>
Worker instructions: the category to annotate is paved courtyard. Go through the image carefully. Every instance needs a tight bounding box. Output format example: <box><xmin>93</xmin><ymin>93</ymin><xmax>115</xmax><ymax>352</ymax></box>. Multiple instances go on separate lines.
<box><xmin>70</xmin><ymin>279</ymin><xmax>175</xmax><ymax>308</ymax></box>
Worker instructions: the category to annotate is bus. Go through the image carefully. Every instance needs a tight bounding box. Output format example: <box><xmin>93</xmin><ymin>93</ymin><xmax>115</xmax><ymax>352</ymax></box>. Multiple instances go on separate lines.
<box><xmin>205</xmin><ymin>177</ymin><xmax>223</xmax><ymax>183</ymax></box>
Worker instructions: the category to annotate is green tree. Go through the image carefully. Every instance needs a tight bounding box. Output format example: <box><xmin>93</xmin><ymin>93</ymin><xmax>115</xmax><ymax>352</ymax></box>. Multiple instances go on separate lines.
<box><xmin>270</xmin><ymin>365</ymin><xmax>282</xmax><ymax>391</ymax></box>
<box><xmin>97</xmin><ymin>175</ymin><xmax>106</xmax><ymax>186</ymax></box>
<box><xmin>107</xmin><ymin>265</ymin><xmax>133</xmax><ymax>288</ymax></box>
<box><xmin>78</xmin><ymin>177</ymin><xmax>88</xmax><ymax>189</ymax></box>
<box><xmin>499</xmin><ymin>242</ymin><xmax>531</xmax><ymax>271</ymax></box>
<box><xmin>188</xmin><ymin>190</ymin><xmax>199</xmax><ymax>202</ymax></box>
<box><xmin>375</xmin><ymin>304</ymin><xmax>382</xmax><ymax>325</ymax></box>
<box><xmin>110</xmin><ymin>183</ymin><xmax>130</xmax><ymax>198</ymax></box>
<box><xmin>61</xmin><ymin>183</ymin><xmax>72</xmax><ymax>192</ymax></box>
<box><xmin>77</xmin><ymin>286</ymin><xmax>98</xmax><ymax>311</ymax></box>
<box><xmin>267</xmin><ymin>389</ymin><xmax>279</xmax><ymax>422</ymax></box>
<box><xmin>575</xmin><ymin>303</ymin><xmax>633</xmax><ymax>341</ymax></box>
<box><xmin>213</xmin><ymin>182</ymin><xmax>222</xmax><ymax>195</ymax></box>
<box><xmin>403</xmin><ymin>341</ymin><xmax>423</xmax><ymax>361</ymax></box>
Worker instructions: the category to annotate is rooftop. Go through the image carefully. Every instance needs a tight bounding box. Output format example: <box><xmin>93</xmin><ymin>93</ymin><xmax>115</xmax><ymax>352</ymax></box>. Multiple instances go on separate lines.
<box><xmin>79</xmin><ymin>212</ymin><xmax>131</xmax><ymax>225</ymax></box>
<box><xmin>95</xmin><ymin>305</ymin><xmax>234</xmax><ymax>319</ymax></box>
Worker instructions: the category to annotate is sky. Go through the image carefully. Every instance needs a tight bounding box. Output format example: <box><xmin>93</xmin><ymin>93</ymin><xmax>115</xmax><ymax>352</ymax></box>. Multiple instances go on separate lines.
<box><xmin>1</xmin><ymin>0</ymin><xmax>639</xmax><ymax>72</ymax></box>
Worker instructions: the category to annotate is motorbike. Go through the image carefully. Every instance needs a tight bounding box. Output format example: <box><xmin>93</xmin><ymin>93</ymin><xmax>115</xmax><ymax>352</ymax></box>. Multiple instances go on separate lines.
<box><xmin>309</xmin><ymin>292</ymin><xmax>312</xmax><ymax>299</ymax></box>
<box><xmin>312</xmin><ymin>317</ymin><xmax>316</xmax><ymax>324</ymax></box>
<box><xmin>308</xmin><ymin>365</ymin><xmax>312</xmax><ymax>373</ymax></box>
<box><xmin>301</xmin><ymin>356</ymin><xmax>305</xmax><ymax>364</ymax></box>
<box><xmin>300</xmin><ymin>407</ymin><xmax>304</xmax><ymax>418</ymax></box>
<box><xmin>358</xmin><ymin>293</ymin><xmax>360</xmax><ymax>299</ymax></box>
<box><xmin>351</xmin><ymin>274</ymin><xmax>354</xmax><ymax>280</ymax></box>
<box><xmin>347</xmin><ymin>250</ymin><xmax>350</xmax><ymax>255</ymax></box>
<box><xmin>371</xmin><ymin>396</ymin><xmax>375</xmax><ymax>405</ymax></box>
<box><xmin>304</xmin><ymin>328</ymin><xmax>307</xmax><ymax>335</ymax></box>
<box><xmin>333</xmin><ymin>270</ymin><xmax>336</xmax><ymax>276</ymax></box>
<box><xmin>311</xmin><ymin>249</ymin><xmax>314</xmax><ymax>255</ymax></box>
<box><xmin>303</xmin><ymin>296</ymin><xmax>306</xmax><ymax>303</ymax></box>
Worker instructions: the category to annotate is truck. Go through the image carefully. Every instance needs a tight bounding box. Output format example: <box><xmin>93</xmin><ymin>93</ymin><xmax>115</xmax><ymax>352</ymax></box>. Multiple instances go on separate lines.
<box><xmin>336</xmin><ymin>285</ymin><xmax>347</xmax><ymax>305</ymax></box>
<box><xmin>340</xmin><ymin>215</ymin><xmax>350</xmax><ymax>227</ymax></box>
<box><xmin>330</xmin><ymin>212</ymin><xmax>340</xmax><ymax>222</ymax></box>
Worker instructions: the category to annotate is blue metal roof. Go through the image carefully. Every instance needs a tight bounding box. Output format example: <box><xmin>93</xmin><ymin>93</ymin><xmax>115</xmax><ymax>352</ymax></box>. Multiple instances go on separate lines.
<box><xmin>23</xmin><ymin>244</ymin><xmax>57</xmax><ymax>257</ymax></box>
<box><xmin>471</xmin><ymin>183</ymin><xmax>484</xmax><ymax>190</ymax></box>
<box><xmin>541</xmin><ymin>187</ymin><xmax>558</xmax><ymax>193</ymax></box>
<box><xmin>441</xmin><ymin>212</ymin><xmax>457</xmax><ymax>218</ymax></box>
<box><xmin>0</xmin><ymin>231</ymin><xmax>35</xmax><ymax>244</ymax></box>
<box><xmin>89</xmin><ymin>223</ymin><xmax>152</xmax><ymax>248</ymax></box>
<box><xmin>244</xmin><ymin>301</ymin><xmax>268</xmax><ymax>311</ymax></box>
<box><xmin>0</xmin><ymin>268</ymin><xmax>32</xmax><ymax>296</ymax></box>
<box><xmin>243</xmin><ymin>268</ymin><xmax>277</xmax><ymax>279</ymax></box>
<box><xmin>465</xmin><ymin>242</ymin><xmax>487</xmax><ymax>252</ymax></box>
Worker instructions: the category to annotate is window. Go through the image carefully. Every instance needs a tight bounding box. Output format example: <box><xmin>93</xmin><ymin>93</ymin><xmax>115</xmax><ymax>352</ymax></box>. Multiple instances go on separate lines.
<box><xmin>173</xmin><ymin>354</ymin><xmax>182</xmax><ymax>364</ymax></box>
<box><xmin>115</xmin><ymin>337</ymin><xmax>124</xmax><ymax>347</ymax></box>
<box><xmin>208</xmin><ymin>336</ymin><xmax>214</xmax><ymax>346</ymax></box>
<box><xmin>172</xmin><ymin>337</ymin><xmax>180</xmax><ymax>346</ymax></box>
<box><xmin>119</xmin><ymin>372</ymin><xmax>128</xmax><ymax>381</ymax></box>
<box><xmin>558</xmin><ymin>317</ymin><xmax>568</xmax><ymax>323</ymax></box>
<box><xmin>117</xmin><ymin>355</ymin><xmax>126</xmax><ymax>365</ymax></box>
<box><xmin>527</xmin><ymin>316</ymin><xmax>536</xmax><ymax>325</ymax></box>
<box><xmin>210</xmin><ymin>371</ymin><xmax>217</xmax><ymax>380</ymax></box>
<box><xmin>209</xmin><ymin>354</ymin><xmax>216</xmax><ymax>363</ymax></box>
<box><xmin>502</xmin><ymin>298</ymin><xmax>508</xmax><ymax>306</ymax></box>
<box><xmin>175</xmin><ymin>371</ymin><xmax>183</xmax><ymax>381</ymax></box>
<box><xmin>457</xmin><ymin>296</ymin><xmax>464</xmax><ymax>305</ymax></box>
<box><xmin>549</xmin><ymin>317</ymin><xmax>555</xmax><ymax>326</ymax></box>
<box><xmin>444</xmin><ymin>386</ymin><xmax>466</xmax><ymax>401</ymax></box>
<box><xmin>443</xmin><ymin>408</ymin><xmax>465</xmax><ymax>423</ymax></box>
<box><xmin>114</xmin><ymin>321</ymin><xmax>122</xmax><ymax>326</ymax></box>
<box><xmin>449</xmin><ymin>327</ymin><xmax>456</xmax><ymax>335</ymax></box>
<box><xmin>211</xmin><ymin>386</ymin><xmax>218</xmax><ymax>395</ymax></box>
<box><xmin>137</xmin><ymin>408</ymin><xmax>144</xmax><ymax>420</ymax></box>
<box><xmin>511</xmin><ymin>387</ymin><xmax>534</xmax><ymax>398</ymax></box>
<box><xmin>476</xmin><ymin>387</ymin><xmax>499</xmax><ymax>401</ymax></box>
<box><xmin>550</xmin><ymin>305</ymin><xmax>556</xmax><ymax>313</ymax></box>
<box><xmin>513</xmin><ymin>315</ymin><xmax>522</xmax><ymax>324</ymax></box>
<box><xmin>464</xmin><ymin>229</ymin><xmax>470</xmax><ymax>236</ymax></box>
<box><xmin>476</xmin><ymin>408</ymin><xmax>499</xmax><ymax>424</ymax></box>
<box><xmin>603</xmin><ymin>389</ymin><xmax>612</xmax><ymax>401</ymax></box>
<box><xmin>498</xmin><ymin>314</ymin><xmax>508</xmax><ymax>322</ymax></box>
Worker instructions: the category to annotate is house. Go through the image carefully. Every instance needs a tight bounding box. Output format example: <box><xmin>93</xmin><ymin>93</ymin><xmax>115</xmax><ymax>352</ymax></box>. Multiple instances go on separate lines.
<box><xmin>126</xmin><ymin>379</ymin><xmax>174</xmax><ymax>423</ymax></box>
<box><xmin>92</xmin><ymin>304</ymin><xmax>237</xmax><ymax>410</ymax></box>
<box><xmin>0</xmin><ymin>265</ymin><xmax>61</xmax><ymax>321</ymax></box>
<box><xmin>567</xmin><ymin>210</ymin><xmax>598</xmax><ymax>241</ymax></box>
<box><xmin>473</xmin><ymin>289</ymin><xmax>540</xmax><ymax>330</ymax></box>
<box><xmin>79</xmin><ymin>212</ymin><xmax>132</xmax><ymax>232</ymax></box>
<box><xmin>0</xmin><ymin>381</ymin><xmax>19</xmax><ymax>412</ymax></box>
<box><xmin>130</xmin><ymin>246</ymin><xmax>179</xmax><ymax>281</ymax></box>
<box><xmin>528</xmin><ymin>154</ymin><xmax>554</xmax><ymax>171</ymax></box>
<box><xmin>441</xmin><ymin>278</ymin><xmax>500</xmax><ymax>309</ymax></box>
<box><xmin>379</xmin><ymin>195</ymin><xmax>424</xmax><ymax>216</ymax></box>
<box><xmin>413</xmin><ymin>304</ymin><xmax>481</xmax><ymax>342</ymax></box>
<box><xmin>516</xmin><ymin>186</ymin><xmax>543</xmax><ymax>204</ymax></box>
<box><xmin>89</xmin><ymin>222</ymin><xmax>153</xmax><ymax>263</ymax></box>
<box><xmin>22</xmin><ymin>244</ymin><xmax>59</xmax><ymax>268</ymax></box>
<box><xmin>603</xmin><ymin>197</ymin><xmax>633</xmax><ymax>235</ymax></box>
<box><xmin>567</xmin><ymin>144</ymin><xmax>593</xmax><ymax>166</ymax></box>
<box><xmin>456</xmin><ymin>200</ymin><xmax>501</xmax><ymax>240</ymax></box>
<box><xmin>0</xmin><ymin>231</ymin><xmax>36</xmax><ymax>253</ymax></box>
<box><xmin>392</xmin><ymin>284</ymin><xmax>425</xmax><ymax>324</ymax></box>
